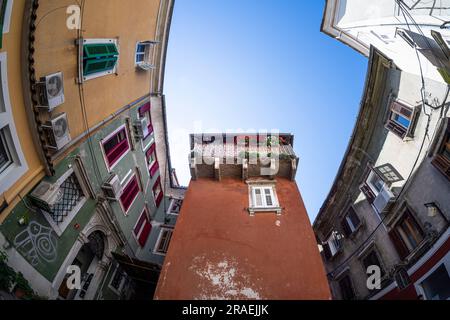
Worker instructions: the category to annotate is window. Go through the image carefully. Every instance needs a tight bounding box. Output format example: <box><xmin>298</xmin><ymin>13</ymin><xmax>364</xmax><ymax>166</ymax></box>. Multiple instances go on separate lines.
<box><xmin>153</xmin><ymin>177</ymin><xmax>163</xmax><ymax>207</ymax></box>
<box><xmin>0</xmin><ymin>53</ymin><xmax>28</xmax><ymax>195</ymax></box>
<box><xmin>322</xmin><ymin>231</ymin><xmax>342</xmax><ymax>260</ymax></box>
<box><xmin>389</xmin><ymin>209</ymin><xmax>425</xmax><ymax>260</ymax></box>
<box><xmin>146</xmin><ymin>144</ymin><xmax>159</xmax><ymax>178</ymax></box>
<box><xmin>394</xmin><ymin>267</ymin><xmax>411</xmax><ymax>290</ymax></box>
<box><xmin>81</xmin><ymin>39</ymin><xmax>119</xmax><ymax>81</ymax></box>
<box><xmin>102</xmin><ymin>125</ymin><xmax>130</xmax><ymax>170</ymax></box>
<box><xmin>338</xmin><ymin>275</ymin><xmax>356</xmax><ymax>300</ymax></box>
<box><xmin>0</xmin><ymin>0</ymin><xmax>12</xmax><ymax>48</ymax></box>
<box><xmin>108</xmin><ymin>263</ymin><xmax>130</xmax><ymax>297</ymax></box>
<box><xmin>360</xmin><ymin>168</ymin><xmax>395</xmax><ymax>215</ymax></box>
<box><xmin>432</xmin><ymin>119</ymin><xmax>450</xmax><ymax>180</ymax></box>
<box><xmin>419</xmin><ymin>264</ymin><xmax>450</xmax><ymax>300</ymax></box>
<box><xmin>0</xmin><ymin>127</ymin><xmax>12</xmax><ymax>173</ymax></box>
<box><xmin>138</xmin><ymin>102</ymin><xmax>153</xmax><ymax>140</ymax></box>
<box><xmin>133</xmin><ymin>209</ymin><xmax>152</xmax><ymax>247</ymax></box>
<box><xmin>155</xmin><ymin>228</ymin><xmax>173</xmax><ymax>255</ymax></box>
<box><xmin>135</xmin><ymin>41</ymin><xmax>157</xmax><ymax>70</ymax></box>
<box><xmin>30</xmin><ymin>168</ymin><xmax>88</xmax><ymax>236</ymax></box>
<box><xmin>248</xmin><ymin>183</ymin><xmax>280</xmax><ymax>215</ymax></box>
<box><xmin>341</xmin><ymin>207</ymin><xmax>361</xmax><ymax>237</ymax></box>
<box><xmin>120</xmin><ymin>174</ymin><xmax>140</xmax><ymax>214</ymax></box>
<box><xmin>167</xmin><ymin>198</ymin><xmax>183</xmax><ymax>215</ymax></box>
<box><xmin>362</xmin><ymin>250</ymin><xmax>385</xmax><ymax>277</ymax></box>
<box><xmin>385</xmin><ymin>100</ymin><xmax>418</xmax><ymax>139</ymax></box>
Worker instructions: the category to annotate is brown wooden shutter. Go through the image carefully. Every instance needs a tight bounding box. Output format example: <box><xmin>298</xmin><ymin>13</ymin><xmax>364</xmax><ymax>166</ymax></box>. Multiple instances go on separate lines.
<box><xmin>360</xmin><ymin>183</ymin><xmax>376</xmax><ymax>204</ymax></box>
<box><xmin>386</xmin><ymin>120</ymin><xmax>407</xmax><ymax>138</ymax></box>
<box><xmin>389</xmin><ymin>229</ymin><xmax>410</xmax><ymax>260</ymax></box>
<box><xmin>391</xmin><ymin>101</ymin><xmax>413</xmax><ymax>118</ymax></box>
<box><xmin>432</xmin><ymin>119</ymin><xmax>450</xmax><ymax>180</ymax></box>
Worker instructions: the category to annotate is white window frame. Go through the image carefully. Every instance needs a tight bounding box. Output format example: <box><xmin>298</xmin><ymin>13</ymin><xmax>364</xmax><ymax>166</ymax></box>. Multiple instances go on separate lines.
<box><xmin>119</xmin><ymin>170</ymin><xmax>140</xmax><ymax>216</ymax></box>
<box><xmin>366</xmin><ymin>170</ymin><xmax>387</xmax><ymax>197</ymax></box>
<box><xmin>100</xmin><ymin>124</ymin><xmax>131</xmax><ymax>172</ymax></box>
<box><xmin>134</xmin><ymin>41</ymin><xmax>157</xmax><ymax>71</ymax></box>
<box><xmin>80</xmin><ymin>38</ymin><xmax>119</xmax><ymax>82</ymax></box>
<box><xmin>138</xmin><ymin>108</ymin><xmax>155</xmax><ymax>151</ymax></box>
<box><xmin>132</xmin><ymin>207</ymin><xmax>151</xmax><ymax>247</ymax></box>
<box><xmin>40</xmin><ymin>168</ymin><xmax>88</xmax><ymax>237</ymax></box>
<box><xmin>108</xmin><ymin>263</ymin><xmax>128</xmax><ymax>296</ymax></box>
<box><xmin>247</xmin><ymin>182</ymin><xmax>281</xmax><ymax>215</ymax></box>
<box><xmin>2</xmin><ymin>0</ymin><xmax>13</xmax><ymax>34</ymax></box>
<box><xmin>414</xmin><ymin>251</ymin><xmax>450</xmax><ymax>300</ymax></box>
<box><xmin>0</xmin><ymin>52</ymin><xmax>28</xmax><ymax>195</ymax></box>
<box><xmin>167</xmin><ymin>198</ymin><xmax>183</xmax><ymax>216</ymax></box>
<box><xmin>327</xmin><ymin>233</ymin><xmax>341</xmax><ymax>257</ymax></box>
<box><xmin>153</xmin><ymin>227</ymin><xmax>173</xmax><ymax>256</ymax></box>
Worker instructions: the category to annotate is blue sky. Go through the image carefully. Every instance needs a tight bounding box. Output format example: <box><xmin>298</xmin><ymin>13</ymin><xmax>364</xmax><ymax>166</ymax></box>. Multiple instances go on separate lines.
<box><xmin>164</xmin><ymin>0</ymin><xmax>367</xmax><ymax>222</ymax></box>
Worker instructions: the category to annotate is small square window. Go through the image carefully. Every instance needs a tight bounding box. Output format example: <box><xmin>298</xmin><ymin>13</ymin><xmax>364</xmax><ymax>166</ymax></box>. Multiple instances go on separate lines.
<box><xmin>135</xmin><ymin>41</ymin><xmax>157</xmax><ymax>71</ymax></box>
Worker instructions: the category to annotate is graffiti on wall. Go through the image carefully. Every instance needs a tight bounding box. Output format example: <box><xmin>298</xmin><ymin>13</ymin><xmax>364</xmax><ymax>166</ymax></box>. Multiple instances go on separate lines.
<box><xmin>14</xmin><ymin>221</ymin><xmax>58</xmax><ymax>266</ymax></box>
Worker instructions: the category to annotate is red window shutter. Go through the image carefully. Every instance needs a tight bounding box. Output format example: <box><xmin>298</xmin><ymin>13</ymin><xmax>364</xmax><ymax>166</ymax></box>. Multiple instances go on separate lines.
<box><xmin>138</xmin><ymin>219</ymin><xmax>152</xmax><ymax>247</ymax></box>
<box><xmin>389</xmin><ymin>229</ymin><xmax>410</xmax><ymax>260</ymax></box>
<box><xmin>150</xmin><ymin>161</ymin><xmax>159</xmax><ymax>178</ymax></box>
<box><xmin>146</xmin><ymin>143</ymin><xmax>156</xmax><ymax>162</ymax></box>
<box><xmin>153</xmin><ymin>178</ymin><xmax>163</xmax><ymax>207</ymax></box>
<box><xmin>138</xmin><ymin>102</ymin><xmax>151</xmax><ymax>117</ymax></box>
<box><xmin>134</xmin><ymin>213</ymin><xmax>146</xmax><ymax>235</ymax></box>
<box><xmin>120</xmin><ymin>176</ymin><xmax>140</xmax><ymax>212</ymax></box>
<box><xmin>104</xmin><ymin>129</ymin><xmax>130</xmax><ymax>167</ymax></box>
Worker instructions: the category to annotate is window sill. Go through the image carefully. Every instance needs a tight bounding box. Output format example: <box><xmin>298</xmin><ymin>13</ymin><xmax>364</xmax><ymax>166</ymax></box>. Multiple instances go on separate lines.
<box><xmin>248</xmin><ymin>206</ymin><xmax>282</xmax><ymax>216</ymax></box>
<box><xmin>135</xmin><ymin>62</ymin><xmax>155</xmax><ymax>71</ymax></box>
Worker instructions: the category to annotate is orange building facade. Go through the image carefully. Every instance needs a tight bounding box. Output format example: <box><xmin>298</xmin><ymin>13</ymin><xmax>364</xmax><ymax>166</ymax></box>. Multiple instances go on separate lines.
<box><xmin>155</xmin><ymin>134</ymin><xmax>331</xmax><ymax>300</ymax></box>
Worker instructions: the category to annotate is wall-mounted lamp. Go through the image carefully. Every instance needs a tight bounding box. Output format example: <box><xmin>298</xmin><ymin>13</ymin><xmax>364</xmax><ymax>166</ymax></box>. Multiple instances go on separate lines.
<box><xmin>425</xmin><ymin>202</ymin><xmax>441</xmax><ymax>218</ymax></box>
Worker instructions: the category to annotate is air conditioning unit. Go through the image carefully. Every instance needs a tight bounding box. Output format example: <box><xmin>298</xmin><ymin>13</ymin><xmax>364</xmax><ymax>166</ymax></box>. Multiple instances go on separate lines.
<box><xmin>29</xmin><ymin>181</ymin><xmax>62</xmax><ymax>212</ymax></box>
<box><xmin>36</xmin><ymin>72</ymin><xmax>65</xmax><ymax>111</ymax></box>
<box><xmin>43</xmin><ymin>113</ymin><xmax>71</xmax><ymax>151</ymax></box>
<box><xmin>134</xmin><ymin>117</ymin><xmax>149</xmax><ymax>139</ymax></box>
<box><xmin>373</xmin><ymin>187</ymin><xmax>395</xmax><ymax>214</ymax></box>
<box><xmin>102</xmin><ymin>174</ymin><xmax>123</xmax><ymax>200</ymax></box>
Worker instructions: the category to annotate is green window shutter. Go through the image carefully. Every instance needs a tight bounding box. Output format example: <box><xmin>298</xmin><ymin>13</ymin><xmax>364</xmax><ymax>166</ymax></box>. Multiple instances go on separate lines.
<box><xmin>83</xmin><ymin>43</ymin><xmax>119</xmax><ymax>59</ymax></box>
<box><xmin>0</xmin><ymin>0</ymin><xmax>9</xmax><ymax>49</ymax></box>
<box><xmin>83</xmin><ymin>56</ymin><xmax>118</xmax><ymax>76</ymax></box>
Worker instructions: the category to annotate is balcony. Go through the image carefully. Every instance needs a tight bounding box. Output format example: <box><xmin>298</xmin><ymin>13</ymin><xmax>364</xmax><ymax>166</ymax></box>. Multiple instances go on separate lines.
<box><xmin>189</xmin><ymin>134</ymin><xmax>299</xmax><ymax>181</ymax></box>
